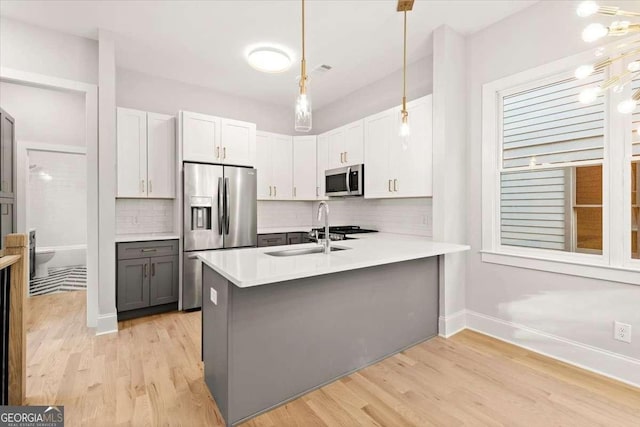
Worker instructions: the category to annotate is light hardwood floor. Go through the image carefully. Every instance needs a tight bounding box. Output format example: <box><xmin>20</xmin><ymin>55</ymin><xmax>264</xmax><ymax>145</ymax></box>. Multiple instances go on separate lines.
<box><xmin>25</xmin><ymin>291</ymin><xmax>640</xmax><ymax>426</ymax></box>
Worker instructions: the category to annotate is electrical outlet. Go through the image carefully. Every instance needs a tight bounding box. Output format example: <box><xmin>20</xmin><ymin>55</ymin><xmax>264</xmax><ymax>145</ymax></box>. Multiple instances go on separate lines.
<box><xmin>614</xmin><ymin>321</ymin><xmax>632</xmax><ymax>343</ymax></box>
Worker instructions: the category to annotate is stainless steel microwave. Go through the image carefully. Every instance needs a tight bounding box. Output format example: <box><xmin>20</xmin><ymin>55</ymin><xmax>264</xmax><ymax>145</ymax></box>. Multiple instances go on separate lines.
<box><xmin>325</xmin><ymin>164</ymin><xmax>364</xmax><ymax>197</ymax></box>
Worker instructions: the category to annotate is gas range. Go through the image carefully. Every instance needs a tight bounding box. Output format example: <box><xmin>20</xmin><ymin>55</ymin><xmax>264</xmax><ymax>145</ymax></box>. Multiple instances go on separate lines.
<box><xmin>309</xmin><ymin>226</ymin><xmax>378</xmax><ymax>241</ymax></box>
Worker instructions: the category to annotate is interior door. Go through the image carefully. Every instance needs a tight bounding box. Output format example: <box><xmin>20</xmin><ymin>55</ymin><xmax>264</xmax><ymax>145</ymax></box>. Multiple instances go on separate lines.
<box><xmin>270</xmin><ymin>135</ymin><xmax>293</xmax><ymax>200</ymax></box>
<box><xmin>255</xmin><ymin>132</ymin><xmax>272</xmax><ymax>199</ymax></box>
<box><xmin>182</xmin><ymin>111</ymin><xmax>221</xmax><ymax>163</ymax></box>
<box><xmin>292</xmin><ymin>136</ymin><xmax>317</xmax><ymax>200</ymax></box>
<box><xmin>221</xmin><ymin>118</ymin><xmax>255</xmax><ymax>167</ymax></box>
<box><xmin>147</xmin><ymin>113</ymin><xmax>175</xmax><ymax>198</ymax></box>
<box><xmin>0</xmin><ymin>109</ymin><xmax>15</xmax><ymax>198</ymax></box>
<box><xmin>116</xmin><ymin>107</ymin><xmax>147</xmax><ymax>197</ymax></box>
<box><xmin>223</xmin><ymin>166</ymin><xmax>257</xmax><ymax>248</ymax></box>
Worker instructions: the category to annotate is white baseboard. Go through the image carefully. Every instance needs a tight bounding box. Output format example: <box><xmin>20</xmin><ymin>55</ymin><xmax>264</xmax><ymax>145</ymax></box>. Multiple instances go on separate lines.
<box><xmin>95</xmin><ymin>312</ymin><xmax>118</xmax><ymax>335</ymax></box>
<box><xmin>438</xmin><ymin>309</ymin><xmax>467</xmax><ymax>338</ymax></box>
<box><xmin>465</xmin><ymin>310</ymin><xmax>640</xmax><ymax>388</ymax></box>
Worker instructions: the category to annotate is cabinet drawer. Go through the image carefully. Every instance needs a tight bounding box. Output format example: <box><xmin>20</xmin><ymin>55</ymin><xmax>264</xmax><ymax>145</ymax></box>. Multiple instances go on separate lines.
<box><xmin>257</xmin><ymin>233</ymin><xmax>287</xmax><ymax>247</ymax></box>
<box><xmin>287</xmin><ymin>233</ymin><xmax>303</xmax><ymax>245</ymax></box>
<box><xmin>117</xmin><ymin>239</ymin><xmax>179</xmax><ymax>260</ymax></box>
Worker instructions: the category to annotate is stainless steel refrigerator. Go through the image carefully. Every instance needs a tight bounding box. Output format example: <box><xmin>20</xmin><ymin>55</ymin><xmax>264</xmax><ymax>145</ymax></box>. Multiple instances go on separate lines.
<box><xmin>182</xmin><ymin>162</ymin><xmax>257</xmax><ymax>310</ymax></box>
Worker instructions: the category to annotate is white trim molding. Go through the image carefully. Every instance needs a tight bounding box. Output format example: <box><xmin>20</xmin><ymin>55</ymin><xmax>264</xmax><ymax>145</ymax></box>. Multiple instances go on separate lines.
<box><xmin>438</xmin><ymin>309</ymin><xmax>467</xmax><ymax>338</ymax></box>
<box><xmin>95</xmin><ymin>312</ymin><xmax>118</xmax><ymax>336</ymax></box>
<box><xmin>466</xmin><ymin>310</ymin><xmax>640</xmax><ymax>388</ymax></box>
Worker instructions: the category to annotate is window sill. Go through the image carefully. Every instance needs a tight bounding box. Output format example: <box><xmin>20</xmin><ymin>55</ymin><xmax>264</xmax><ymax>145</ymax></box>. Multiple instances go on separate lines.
<box><xmin>481</xmin><ymin>250</ymin><xmax>640</xmax><ymax>286</ymax></box>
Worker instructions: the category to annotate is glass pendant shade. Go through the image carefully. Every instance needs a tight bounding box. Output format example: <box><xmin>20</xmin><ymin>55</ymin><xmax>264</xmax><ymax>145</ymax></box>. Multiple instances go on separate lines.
<box><xmin>295</xmin><ymin>92</ymin><xmax>312</xmax><ymax>132</ymax></box>
<box><xmin>399</xmin><ymin>112</ymin><xmax>410</xmax><ymax>150</ymax></box>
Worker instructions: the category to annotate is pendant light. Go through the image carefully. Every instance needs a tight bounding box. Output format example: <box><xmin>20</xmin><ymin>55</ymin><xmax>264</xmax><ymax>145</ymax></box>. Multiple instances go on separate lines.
<box><xmin>398</xmin><ymin>0</ymin><xmax>414</xmax><ymax>145</ymax></box>
<box><xmin>295</xmin><ymin>0</ymin><xmax>312</xmax><ymax>132</ymax></box>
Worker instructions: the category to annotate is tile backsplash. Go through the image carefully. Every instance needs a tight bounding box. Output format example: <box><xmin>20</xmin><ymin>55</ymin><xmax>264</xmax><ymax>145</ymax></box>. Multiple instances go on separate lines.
<box><xmin>257</xmin><ymin>201</ymin><xmax>314</xmax><ymax>229</ymax></box>
<box><xmin>116</xmin><ymin>199</ymin><xmax>175</xmax><ymax>234</ymax></box>
<box><xmin>312</xmin><ymin>198</ymin><xmax>432</xmax><ymax>237</ymax></box>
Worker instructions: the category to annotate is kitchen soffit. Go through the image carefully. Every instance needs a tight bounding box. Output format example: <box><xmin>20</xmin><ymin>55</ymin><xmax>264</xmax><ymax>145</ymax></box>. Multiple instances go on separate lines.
<box><xmin>0</xmin><ymin>0</ymin><xmax>537</xmax><ymax>109</ymax></box>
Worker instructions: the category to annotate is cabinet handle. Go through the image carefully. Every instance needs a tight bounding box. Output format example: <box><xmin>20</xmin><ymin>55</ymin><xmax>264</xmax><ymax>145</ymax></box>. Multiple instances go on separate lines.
<box><xmin>149</xmin><ymin>180</ymin><xmax>153</xmax><ymax>193</ymax></box>
<box><xmin>316</xmin><ymin>186</ymin><xmax>319</xmax><ymax>197</ymax></box>
<box><xmin>274</xmin><ymin>186</ymin><xmax>277</xmax><ymax>197</ymax></box>
<box><xmin>388</xmin><ymin>179</ymin><xmax>393</xmax><ymax>192</ymax></box>
<box><xmin>216</xmin><ymin>146</ymin><xmax>220</xmax><ymax>159</ymax></box>
<box><xmin>340</xmin><ymin>152</ymin><xmax>344</xmax><ymax>163</ymax></box>
<box><xmin>394</xmin><ymin>179</ymin><xmax>398</xmax><ymax>192</ymax></box>
<box><xmin>223</xmin><ymin>147</ymin><xmax>227</xmax><ymax>159</ymax></box>
<box><xmin>294</xmin><ymin>187</ymin><xmax>297</xmax><ymax>197</ymax></box>
<box><xmin>144</xmin><ymin>264</ymin><xmax>148</xmax><ymax>278</ymax></box>
<box><xmin>141</xmin><ymin>179</ymin><xmax>145</xmax><ymax>193</ymax></box>
<box><xmin>151</xmin><ymin>263</ymin><xmax>155</xmax><ymax>277</ymax></box>
<box><xmin>269</xmin><ymin>185</ymin><xmax>272</xmax><ymax>196</ymax></box>
<box><xmin>141</xmin><ymin>248</ymin><xmax>157</xmax><ymax>253</ymax></box>
<box><xmin>344</xmin><ymin>151</ymin><xmax>348</xmax><ymax>163</ymax></box>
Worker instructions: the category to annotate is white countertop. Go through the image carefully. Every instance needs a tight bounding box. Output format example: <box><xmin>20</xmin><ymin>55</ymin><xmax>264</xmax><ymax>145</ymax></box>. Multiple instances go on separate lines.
<box><xmin>198</xmin><ymin>233</ymin><xmax>470</xmax><ymax>288</ymax></box>
<box><xmin>115</xmin><ymin>233</ymin><xmax>180</xmax><ymax>243</ymax></box>
<box><xmin>257</xmin><ymin>226</ymin><xmax>314</xmax><ymax>234</ymax></box>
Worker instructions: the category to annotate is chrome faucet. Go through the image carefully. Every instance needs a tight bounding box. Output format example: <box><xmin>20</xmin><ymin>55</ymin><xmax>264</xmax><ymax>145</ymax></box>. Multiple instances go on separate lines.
<box><xmin>317</xmin><ymin>201</ymin><xmax>330</xmax><ymax>254</ymax></box>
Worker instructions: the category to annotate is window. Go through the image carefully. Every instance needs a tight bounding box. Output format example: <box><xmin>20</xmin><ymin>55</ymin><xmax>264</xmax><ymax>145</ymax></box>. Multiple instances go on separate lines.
<box><xmin>482</xmin><ymin>43</ymin><xmax>640</xmax><ymax>285</ymax></box>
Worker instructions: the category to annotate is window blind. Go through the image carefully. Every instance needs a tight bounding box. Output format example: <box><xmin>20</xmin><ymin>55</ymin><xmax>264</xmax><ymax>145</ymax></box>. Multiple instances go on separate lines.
<box><xmin>502</xmin><ymin>73</ymin><xmax>605</xmax><ymax>169</ymax></box>
<box><xmin>501</xmin><ymin>169</ymin><xmax>567</xmax><ymax>250</ymax></box>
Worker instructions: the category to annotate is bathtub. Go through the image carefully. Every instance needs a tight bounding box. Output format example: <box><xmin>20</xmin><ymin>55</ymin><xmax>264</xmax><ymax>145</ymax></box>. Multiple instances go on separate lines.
<box><xmin>38</xmin><ymin>244</ymin><xmax>87</xmax><ymax>268</ymax></box>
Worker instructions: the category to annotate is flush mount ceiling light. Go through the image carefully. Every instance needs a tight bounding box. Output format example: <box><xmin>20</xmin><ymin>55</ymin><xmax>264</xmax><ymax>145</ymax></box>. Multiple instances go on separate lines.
<box><xmin>575</xmin><ymin>1</ymin><xmax>640</xmax><ymax>114</ymax></box>
<box><xmin>247</xmin><ymin>46</ymin><xmax>292</xmax><ymax>73</ymax></box>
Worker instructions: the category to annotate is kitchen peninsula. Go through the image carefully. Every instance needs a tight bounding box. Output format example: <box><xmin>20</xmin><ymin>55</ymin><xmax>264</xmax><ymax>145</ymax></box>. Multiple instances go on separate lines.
<box><xmin>199</xmin><ymin>233</ymin><xmax>469</xmax><ymax>426</ymax></box>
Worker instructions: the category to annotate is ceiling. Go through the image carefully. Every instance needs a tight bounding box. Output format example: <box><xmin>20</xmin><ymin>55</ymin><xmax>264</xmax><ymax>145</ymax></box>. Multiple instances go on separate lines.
<box><xmin>0</xmin><ymin>0</ymin><xmax>537</xmax><ymax>109</ymax></box>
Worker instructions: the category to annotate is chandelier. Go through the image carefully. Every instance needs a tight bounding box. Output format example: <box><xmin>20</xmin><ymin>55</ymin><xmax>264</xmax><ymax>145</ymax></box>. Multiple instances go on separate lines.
<box><xmin>575</xmin><ymin>1</ymin><xmax>640</xmax><ymax>114</ymax></box>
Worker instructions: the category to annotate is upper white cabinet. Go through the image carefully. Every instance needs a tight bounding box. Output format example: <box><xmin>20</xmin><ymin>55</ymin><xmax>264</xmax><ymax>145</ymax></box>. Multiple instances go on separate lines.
<box><xmin>117</xmin><ymin>107</ymin><xmax>175</xmax><ymax>199</ymax></box>
<box><xmin>181</xmin><ymin>111</ymin><xmax>256</xmax><ymax>167</ymax></box>
<box><xmin>292</xmin><ymin>136</ymin><xmax>317</xmax><ymax>200</ymax></box>
<box><xmin>364</xmin><ymin>95</ymin><xmax>433</xmax><ymax>199</ymax></box>
<box><xmin>256</xmin><ymin>131</ymin><xmax>293</xmax><ymax>200</ymax></box>
<box><xmin>316</xmin><ymin>134</ymin><xmax>329</xmax><ymax>200</ymax></box>
<box><xmin>327</xmin><ymin>119</ymin><xmax>364</xmax><ymax>169</ymax></box>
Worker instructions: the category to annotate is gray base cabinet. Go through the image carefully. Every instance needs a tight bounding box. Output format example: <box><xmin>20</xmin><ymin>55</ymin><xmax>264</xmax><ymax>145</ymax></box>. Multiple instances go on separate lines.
<box><xmin>257</xmin><ymin>232</ymin><xmax>310</xmax><ymax>247</ymax></box>
<box><xmin>116</xmin><ymin>240</ymin><xmax>179</xmax><ymax>319</ymax></box>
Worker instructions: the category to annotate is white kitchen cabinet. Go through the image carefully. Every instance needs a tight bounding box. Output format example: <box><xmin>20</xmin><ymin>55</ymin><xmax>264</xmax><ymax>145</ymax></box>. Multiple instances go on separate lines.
<box><xmin>182</xmin><ymin>111</ymin><xmax>256</xmax><ymax>166</ymax></box>
<box><xmin>316</xmin><ymin>134</ymin><xmax>329</xmax><ymax>200</ymax></box>
<box><xmin>147</xmin><ymin>113</ymin><xmax>176</xmax><ymax>198</ymax></box>
<box><xmin>117</xmin><ymin>108</ymin><xmax>176</xmax><ymax>199</ymax></box>
<box><xmin>221</xmin><ymin>118</ymin><xmax>256</xmax><ymax>167</ymax></box>
<box><xmin>182</xmin><ymin>111</ymin><xmax>220</xmax><ymax>163</ymax></box>
<box><xmin>327</xmin><ymin>119</ymin><xmax>364</xmax><ymax>169</ymax></box>
<box><xmin>363</xmin><ymin>95</ymin><xmax>432</xmax><ymax>199</ymax></box>
<box><xmin>292</xmin><ymin>136</ymin><xmax>317</xmax><ymax>200</ymax></box>
<box><xmin>255</xmin><ymin>131</ymin><xmax>293</xmax><ymax>200</ymax></box>
<box><xmin>117</xmin><ymin>108</ymin><xmax>148</xmax><ymax>198</ymax></box>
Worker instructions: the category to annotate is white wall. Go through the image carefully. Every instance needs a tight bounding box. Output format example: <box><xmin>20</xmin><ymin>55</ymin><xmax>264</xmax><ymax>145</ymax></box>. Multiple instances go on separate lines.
<box><xmin>466</xmin><ymin>0</ymin><xmax>640</xmax><ymax>369</ymax></box>
<box><xmin>313</xmin><ymin>56</ymin><xmax>433</xmax><ymax>134</ymax></box>
<box><xmin>0</xmin><ymin>17</ymin><xmax>98</xmax><ymax>84</ymax></box>
<box><xmin>28</xmin><ymin>150</ymin><xmax>86</xmax><ymax>247</ymax></box>
<box><xmin>312</xmin><ymin>198</ymin><xmax>432</xmax><ymax>237</ymax></box>
<box><xmin>0</xmin><ymin>82</ymin><xmax>85</xmax><ymax>146</ymax></box>
<box><xmin>116</xmin><ymin>67</ymin><xmax>293</xmax><ymax>135</ymax></box>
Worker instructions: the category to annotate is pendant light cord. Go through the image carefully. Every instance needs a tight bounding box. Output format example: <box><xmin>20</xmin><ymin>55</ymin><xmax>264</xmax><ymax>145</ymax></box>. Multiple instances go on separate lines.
<box><xmin>402</xmin><ymin>10</ymin><xmax>407</xmax><ymax>113</ymax></box>
<box><xmin>300</xmin><ymin>0</ymin><xmax>307</xmax><ymax>94</ymax></box>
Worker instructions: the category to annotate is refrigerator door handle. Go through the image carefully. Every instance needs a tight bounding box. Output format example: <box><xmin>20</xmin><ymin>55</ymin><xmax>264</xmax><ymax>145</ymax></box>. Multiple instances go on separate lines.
<box><xmin>217</xmin><ymin>177</ymin><xmax>224</xmax><ymax>235</ymax></box>
<box><xmin>224</xmin><ymin>177</ymin><xmax>230</xmax><ymax>235</ymax></box>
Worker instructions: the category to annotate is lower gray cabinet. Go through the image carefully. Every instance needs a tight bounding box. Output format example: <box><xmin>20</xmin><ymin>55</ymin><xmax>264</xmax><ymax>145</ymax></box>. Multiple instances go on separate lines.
<box><xmin>116</xmin><ymin>239</ymin><xmax>178</xmax><ymax>319</ymax></box>
<box><xmin>149</xmin><ymin>255</ymin><xmax>179</xmax><ymax>306</ymax></box>
<box><xmin>117</xmin><ymin>258</ymin><xmax>150</xmax><ymax>311</ymax></box>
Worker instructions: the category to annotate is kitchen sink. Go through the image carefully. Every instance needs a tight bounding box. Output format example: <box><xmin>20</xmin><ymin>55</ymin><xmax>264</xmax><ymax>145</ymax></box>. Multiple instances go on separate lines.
<box><xmin>265</xmin><ymin>246</ymin><xmax>351</xmax><ymax>257</ymax></box>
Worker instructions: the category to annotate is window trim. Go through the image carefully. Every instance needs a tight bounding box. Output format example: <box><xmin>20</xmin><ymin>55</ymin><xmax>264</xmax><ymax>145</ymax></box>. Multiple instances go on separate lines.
<box><xmin>481</xmin><ymin>38</ymin><xmax>640</xmax><ymax>285</ymax></box>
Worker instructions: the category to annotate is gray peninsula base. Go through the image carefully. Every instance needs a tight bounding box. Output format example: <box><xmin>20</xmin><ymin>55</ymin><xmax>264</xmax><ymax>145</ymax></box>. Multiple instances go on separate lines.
<box><xmin>202</xmin><ymin>256</ymin><xmax>440</xmax><ymax>426</ymax></box>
